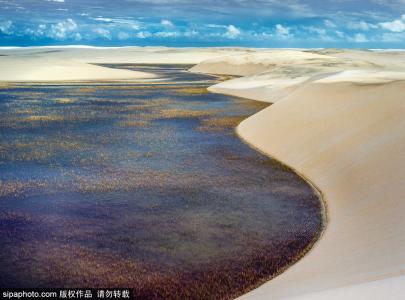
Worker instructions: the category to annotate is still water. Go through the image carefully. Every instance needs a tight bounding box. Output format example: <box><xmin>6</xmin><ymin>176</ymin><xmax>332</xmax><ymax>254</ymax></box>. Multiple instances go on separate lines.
<box><xmin>0</xmin><ymin>65</ymin><xmax>323</xmax><ymax>299</ymax></box>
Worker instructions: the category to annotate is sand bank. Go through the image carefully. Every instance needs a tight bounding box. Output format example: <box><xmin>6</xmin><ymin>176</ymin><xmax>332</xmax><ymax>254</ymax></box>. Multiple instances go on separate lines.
<box><xmin>0</xmin><ymin>47</ymin><xmax>254</xmax><ymax>82</ymax></box>
<box><xmin>0</xmin><ymin>56</ymin><xmax>156</xmax><ymax>82</ymax></box>
<box><xmin>192</xmin><ymin>49</ymin><xmax>405</xmax><ymax>299</ymax></box>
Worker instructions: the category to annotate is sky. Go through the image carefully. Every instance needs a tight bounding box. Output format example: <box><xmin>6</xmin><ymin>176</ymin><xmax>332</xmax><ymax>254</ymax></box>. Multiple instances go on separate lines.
<box><xmin>0</xmin><ymin>0</ymin><xmax>404</xmax><ymax>48</ymax></box>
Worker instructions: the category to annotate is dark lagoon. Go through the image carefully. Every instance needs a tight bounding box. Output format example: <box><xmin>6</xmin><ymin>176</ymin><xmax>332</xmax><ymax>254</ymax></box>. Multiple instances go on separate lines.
<box><xmin>0</xmin><ymin>65</ymin><xmax>323</xmax><ymax>299</ymax></box>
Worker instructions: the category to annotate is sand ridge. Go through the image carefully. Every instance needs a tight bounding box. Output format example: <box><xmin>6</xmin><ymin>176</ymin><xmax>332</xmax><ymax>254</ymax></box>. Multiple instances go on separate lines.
<box><xmin>192</xmin><ymin>49</ymin><xmax>405</xmax><ymax>299</ymax></box>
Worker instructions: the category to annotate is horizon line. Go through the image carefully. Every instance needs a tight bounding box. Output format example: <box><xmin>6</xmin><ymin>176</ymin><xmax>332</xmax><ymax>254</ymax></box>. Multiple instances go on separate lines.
<box><xmin>1</xmin><ymin>45</ymin><xmax>404</xmax><ymax>51</ymax></box>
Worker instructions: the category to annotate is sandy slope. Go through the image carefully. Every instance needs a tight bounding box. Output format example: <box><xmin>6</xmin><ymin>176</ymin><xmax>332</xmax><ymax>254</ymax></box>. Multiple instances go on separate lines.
<box><xmin>0</xmin><ymin>56</ymin><xmax>156</xmax><ymax>82</ymax></box>
<box><xmin>191</xmin><ymin>49</ymin><xmax>377</xmax><ymax>103</ymax></box>
<box><xmin>192</xmin><ymin>49</ymin><xmax>405</xmax><ymax>299</ymax></box>
<box><xmin>237</xmin><ymin>80</ymin><xmax>405</xmax><ymax>299</ymax></box>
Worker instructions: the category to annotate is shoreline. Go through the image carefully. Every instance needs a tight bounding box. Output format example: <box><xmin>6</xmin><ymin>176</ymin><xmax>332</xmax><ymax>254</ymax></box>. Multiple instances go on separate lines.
<box><xmin>233</xmin><ymin>124</ymin><xmax>329</xmax><ymax>298</ymax></box>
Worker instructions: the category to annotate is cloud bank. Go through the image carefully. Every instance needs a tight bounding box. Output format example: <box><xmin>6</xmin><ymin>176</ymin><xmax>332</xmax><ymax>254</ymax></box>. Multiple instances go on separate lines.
<box><xmin>0</xmin><ymin>0</ymin><xmax>404</xmax><ymax>47</ymax></box>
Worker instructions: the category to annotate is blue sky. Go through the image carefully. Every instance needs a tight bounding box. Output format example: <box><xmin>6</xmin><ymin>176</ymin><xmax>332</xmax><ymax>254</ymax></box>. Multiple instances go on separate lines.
<box><xmin>0</xmin><ymin>0</ymin><xmax>404</xmax><ymax>48</ymax></box>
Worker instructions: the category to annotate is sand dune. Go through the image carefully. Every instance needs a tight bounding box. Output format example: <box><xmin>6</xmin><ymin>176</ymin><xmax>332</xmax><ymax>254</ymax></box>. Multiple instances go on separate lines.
<box><xmin>190</xmin><ymin>50</ymin><xmax>344</xmax><ymax>76</ymax></box>
<box><xmin>237</xmin><ymin>79</ymin><xmax>405</xmax><ymax>299</ymax></box>
<box><xmin>0</xmin><ymin>56</ymin><xmax>156</xmax><ymax>82</ymax></box>
<box><xmin>192</xmin><ymin>49</ymin><xmax>405</xmax><ymax>299</ymax></box>
<box><xmin>0</xmin><ymin>46</ymin><xmax>253</xmax><ymax>81</ymax></box>
<box><xmin>195</xmin><ymin>50</ymin><xmax>377</xmax><ymax>103</ymax></box>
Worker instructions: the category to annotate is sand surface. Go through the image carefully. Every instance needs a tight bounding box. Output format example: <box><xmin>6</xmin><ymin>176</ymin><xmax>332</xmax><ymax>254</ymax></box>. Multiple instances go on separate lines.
<box><xmin>192</xmin><ymin>49</ymin><xmax>405</xmax><ymax>299</ymax></box>
<box><xmin>1</xmin><ymin>47</ymin><xmax>405</xmax><ymax>299</ymax></box>
<box><xmin>0</xmin><ymin>46</ymin><xmax>252</xmax><ymax>81</ymax></box>
<box><xmin>0</xmin><ymin>56</ymin><xmax>156</xmax><ymax>82</ymax></box>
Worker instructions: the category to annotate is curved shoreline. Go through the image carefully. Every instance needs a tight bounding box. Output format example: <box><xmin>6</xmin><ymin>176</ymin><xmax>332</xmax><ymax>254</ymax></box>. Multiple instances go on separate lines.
<box><xmin>206</xmin><ymin>79</ymin><xmax>405</xmax><ymax>299</ymax></box>
<box><xmin>233</xmin><ymin>124</ymin><xmax>329</xmax><ymax>298</ymax></box>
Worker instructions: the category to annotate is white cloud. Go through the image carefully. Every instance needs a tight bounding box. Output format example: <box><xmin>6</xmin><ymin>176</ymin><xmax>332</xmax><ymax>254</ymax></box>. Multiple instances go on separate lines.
<box><xmin>25</xmin><ymin>24</ymin><xmax>47</xmax><ymax>37</ymax></box>
<box><xmin>93</xmin><ymin>28</ymin><xmax>111</xmax><ymax>39</ymax></box>
<box><xmin>347</xmin><ymin>21</ymin><xmax>377</xmax><ymax>31</ymax></box>
<box><xmin>136</xmin><ymin>31</ymin><xmax>151</xmax><ymax>39</ymax></box>
<box><xmin>46</xmin><ymin>0</ymin><xmax>65</xmax><ymax>2</ymax></box>
<box><xmin>184</xmin><ymin>30</ymin><xmax>198</xmax><ymax>37</ymax></box>
<box><xmin>275</xmin><ymin>24</ymin><xmax>292</xmax><ymax>38</ymax></box>
<box><xmin>117</xmin><ymin>32</ymin><xmax>130</xmax><ymax>40</ymax></box>
<box><xmin>379</xmin><ymin>15</ymin><xmax>405</xmax><ymax>32</ymax></box>
<box><xmin>335</xmin><ymin>30</ymin><xmax>345</xmax><ymax>39</ymax></box>
<box><xmin>380</xmin><ymin>31</ymin><xmax>405</xmax><ymax>42</ymax></box>
<box><xmin>225</xmin><ymin>25</ymin><xmax>241</xmax><ymax>39</ymax></box>
<box><xmin>206</xmin><ymin>23</ymin><xmax>241</xmax><ymax>38</ymax></box>
<box><xmin>304</xmin><ymin>25</ymin><xmax>335</xmax><ymax>42</ymax></box>
<box><xmin>206</xmin><ymin>24</ymin><xmax>224</xmax><ymax>28</ymax></box>
<box><xmin>353</xmin><ymin>33</ymin><xmax>368</xmax><ymax>43</ymax></box>
<box><xmin>155</xmin><ymin>31</ymin><xmax>179</xmax><ymax>38</ymax></box>
<box><xmin>93</xmin><ymin>17</ymin><xmax>114</xmax><ymax>22</ymax></box>
<box><xmin>324</xmin><ymin>20</ymin><xmax>336</xmax><ymax>28</ymax></box>
<box><xmin>49</xmin><ymin>18</ymin><xmax>78</xmax><ymax>39</ymax></box>
<box><xmin>257</xmin><ymin>31</ymin><xmax>273</xmax><ymax>38</ymax></box>
<box><xmin>0</xmin><ymin>20</ymin><xmax>13</xmax><ymax>35</ymax></box>
<box><xmin>92</xmin><ymin>17</ymin><xmax>140</xmax><ymax>30</ymax></box>
<box><xmin>306</xmin><ymin>26</ymin><xmax>326</xmax><ymax>35</ymax></box>
<box><xmin>160</xmin><ymin>19</ymin><xmax>174</xmax><ymax>27</ymax></box>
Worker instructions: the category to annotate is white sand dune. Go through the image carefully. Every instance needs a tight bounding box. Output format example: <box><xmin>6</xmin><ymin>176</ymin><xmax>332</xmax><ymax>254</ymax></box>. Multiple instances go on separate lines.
<box><xmin>195</xmin><ymin>50</ymin><xmax>377</xmax><ymax>103</ymax></box>
<box><xmin>190</xmin><ymin>50</ymin><xmax>344</xmax><ymax>76</ymax></box>
<box><xmin>237</xmin><ymin>79</ymin><xmax>405</xmax><ymax>299</ymax></box>
<box><xmin>282</xmin><ymin>274</ymin><xmax>405</xmax><ymax>300</ymax></box>
<box><xmin>0</xmin><ymin>46</ymin><xmax>253</xmax><ymax>82</ymax></box>
<box><xmin>0</xmin><ymin>56</ymin><xmax>156</xmax><ymax>82</ymax></box>
<box><xmin>192</xmin><ymin>49</ymin><xmax>405</xmax><ymax>299</ymax></box>
<box><xmin>0</xmin><ymin>46</ymin><xmax>257</xmax><ymax>82</ymax></box>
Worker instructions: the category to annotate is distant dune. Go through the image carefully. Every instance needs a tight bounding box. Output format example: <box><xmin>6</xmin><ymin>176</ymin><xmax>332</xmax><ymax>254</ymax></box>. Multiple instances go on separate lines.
<box><xmin>0</xmin><ymin>56</ymin><xmax>155</xmax><ymax>82</ymax></box>
<box><xmin>1</xmin><ymin>47</ymin><xmax>404</xmax><ymax>299</ymax></box>
<box><xmin>0</xmin><ymin>46</ymin><xmax>253</xmax><ymax>81</ymax></box>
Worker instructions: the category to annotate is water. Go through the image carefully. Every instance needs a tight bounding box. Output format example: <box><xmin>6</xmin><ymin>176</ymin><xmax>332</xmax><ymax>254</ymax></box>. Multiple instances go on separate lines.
<box><xmin>0</xmin><ymin>65</ymin><xmax>323</xmax><ymax>299</ymax></box>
